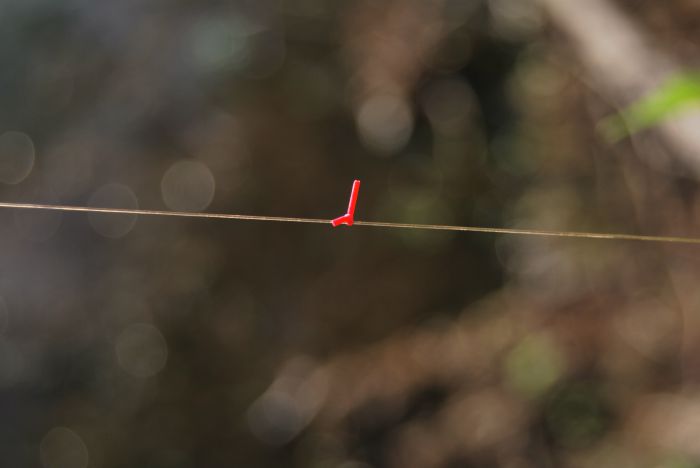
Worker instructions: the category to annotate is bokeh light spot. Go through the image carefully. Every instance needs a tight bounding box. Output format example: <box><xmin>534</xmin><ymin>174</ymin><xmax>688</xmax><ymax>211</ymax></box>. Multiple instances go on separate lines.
<box><xmin>247</xmin><ymin>390</ymin><xmax>305</xmax><ymax>446</ymax></box>
<box><xmin>39</xmin><ymin>427</ymin><xmax>88</xmax><ymax>468</ymax></box>
<box><xmin>88</xmin><ymin>183</ymin><xmax>139</xmax><ymax>238</ymax></box>
<box><xmin>115</xmin><ymin>323</ymin><xmax>168</xmax><ymax>378</ymax></box>
<box><xmin>356</xmin><ymin>94</ymin><xmax>414</xmax><ymax>155</ymax></box>
<box><xmin>0</xmin><ymin>131</ymin><xmax>35</xmax><ymax>184</ymax></box>
<box><xmin>247</xmin><ymin>357</ymin><xmax>327</xmax><ymax>446</ymax></box>
<box><xmin>161</xmin><ymin>160</ymin><xmax>216</xmax><ymax>211</ymax></box>
<box><xmin>504</xmin><ymin>334</ymin><xmax>565</xmax><ymax>398</ymax></box>
<box><xmin>189</xmin><ymin>15</ymin><xmax>261</xmax><ymax>74</ymax></box>
<box><xmin>489</xmin><ymin>0</ymin><xmax>543</xmax><ymax>39</ymax></box>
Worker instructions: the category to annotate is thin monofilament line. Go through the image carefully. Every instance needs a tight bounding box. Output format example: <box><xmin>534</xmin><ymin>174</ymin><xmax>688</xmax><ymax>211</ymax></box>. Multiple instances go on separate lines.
<box><xmin>0</xmin><ymin>202</ymin><xmax>329</xmax><ymax>224</ymax></box>
<box><xmin>0</xmin><ymin>201</ymin><xmax>699</xmax><ymax>244</ymax></box>
<box><xmin>354</xmin><ymin>221</ymin><xmax>700</xmax><ymax>244</ymax></box>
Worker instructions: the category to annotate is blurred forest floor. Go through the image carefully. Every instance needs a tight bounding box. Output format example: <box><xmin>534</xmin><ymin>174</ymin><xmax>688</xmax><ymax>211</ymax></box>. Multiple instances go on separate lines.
<box><xmin>2</xmin><ymin>0</ymin><xmax>700</xmax><ymax>467</ymax></box>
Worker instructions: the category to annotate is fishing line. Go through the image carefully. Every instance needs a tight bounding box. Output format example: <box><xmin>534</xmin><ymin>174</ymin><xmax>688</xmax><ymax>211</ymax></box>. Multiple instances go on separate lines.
<box><xmin>0</xmin><ymin>201</ymin><xmax>698</xmax><ymax>244</ymax></box>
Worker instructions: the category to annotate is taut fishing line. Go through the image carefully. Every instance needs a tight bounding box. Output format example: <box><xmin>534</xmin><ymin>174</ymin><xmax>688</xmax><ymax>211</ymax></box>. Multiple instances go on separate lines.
<box><xmin>0</xmin><ymin>200</ymin><xmax>698</xmax><ymax>245</ymax></box>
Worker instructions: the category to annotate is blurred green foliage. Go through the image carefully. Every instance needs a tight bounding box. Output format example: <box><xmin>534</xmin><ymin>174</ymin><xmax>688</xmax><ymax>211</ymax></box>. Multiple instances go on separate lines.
<box><xmin>599</xmin><ymin>72</ymin><xmax>700</xmax><ymax>141</ymax></box>
<box><xmin>503</xmin><ymin>333</ymin><xmax>565</xmax><ymax>398</ymax></box>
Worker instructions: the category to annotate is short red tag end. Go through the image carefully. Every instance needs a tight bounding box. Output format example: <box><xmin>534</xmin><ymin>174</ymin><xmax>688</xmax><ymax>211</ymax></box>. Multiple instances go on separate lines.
<box><xmin>331</xmin><ymin>180</ymin><xmax>360</xmax><ymax>228</ymax></box>
<box><xmin>332</xmin><ymin>213</ymin><xmax>354</xmax><ymax>227</ymax></box>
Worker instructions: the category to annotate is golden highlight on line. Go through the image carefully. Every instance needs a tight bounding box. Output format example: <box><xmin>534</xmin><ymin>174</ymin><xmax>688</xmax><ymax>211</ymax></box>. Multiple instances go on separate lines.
<box><xmin>0</xmin><ymin>201</ymin><xmax>698</xmax><ymax>245</ymax></box>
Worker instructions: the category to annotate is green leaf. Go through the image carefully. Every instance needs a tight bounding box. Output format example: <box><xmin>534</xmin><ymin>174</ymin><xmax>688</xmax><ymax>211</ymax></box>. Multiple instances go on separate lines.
<box><xmin>599</xmin><ymin>72</ymin><xmax>700</xmax><ymax>142</ymax></box>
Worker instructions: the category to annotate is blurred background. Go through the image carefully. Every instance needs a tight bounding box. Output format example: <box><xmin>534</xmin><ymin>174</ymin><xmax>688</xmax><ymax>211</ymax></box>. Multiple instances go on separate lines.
<box><xmin>2</xmin><ymin>0</ymin><xmax>700</xmax><ymax>466</ymax></box>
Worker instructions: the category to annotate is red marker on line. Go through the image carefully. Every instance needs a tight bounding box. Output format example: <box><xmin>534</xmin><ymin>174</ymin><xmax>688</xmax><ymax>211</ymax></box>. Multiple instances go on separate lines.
<box><xmin>332</xmin><ymin>180</ymin><xmax>360</xmax><ymax>227</ymax></box>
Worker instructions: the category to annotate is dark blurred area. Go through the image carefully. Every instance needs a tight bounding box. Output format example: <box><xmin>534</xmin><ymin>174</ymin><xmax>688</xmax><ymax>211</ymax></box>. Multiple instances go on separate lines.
<box><xmin>2</xmin><ymin>0</ymin><xmax>700</xmax><ymax>467</ymax></box>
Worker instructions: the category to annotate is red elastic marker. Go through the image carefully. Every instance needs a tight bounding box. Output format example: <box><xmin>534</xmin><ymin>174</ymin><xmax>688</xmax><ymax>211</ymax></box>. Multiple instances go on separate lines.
<box><xmin>332</xmin><ymin>180</ymin><xmax>361</xmax><ymax>227</ymax></box>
